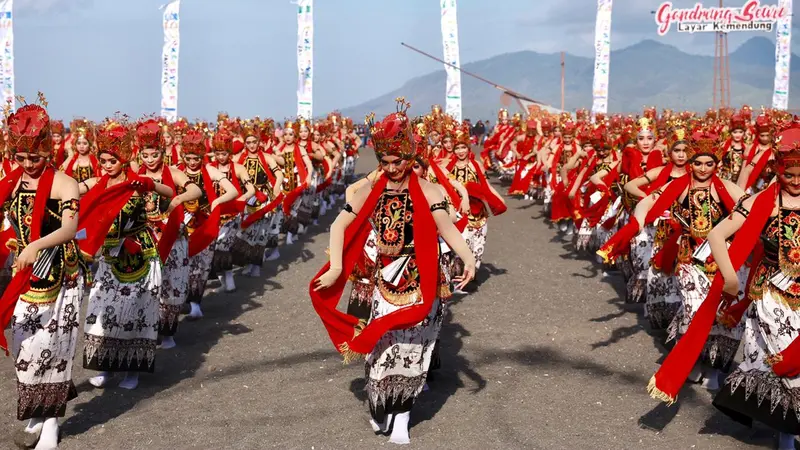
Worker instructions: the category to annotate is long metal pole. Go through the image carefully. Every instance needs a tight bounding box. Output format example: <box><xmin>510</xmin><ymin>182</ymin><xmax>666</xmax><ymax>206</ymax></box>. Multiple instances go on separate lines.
<box><xmin>561</xmin><ymin>51</ymin><xmax>565</xmax><ymax>111</ymax></box>
<box><xmin>401</xmin><ymin>42</ymin><xmax>546</xmax><ymax>105</ymax></box>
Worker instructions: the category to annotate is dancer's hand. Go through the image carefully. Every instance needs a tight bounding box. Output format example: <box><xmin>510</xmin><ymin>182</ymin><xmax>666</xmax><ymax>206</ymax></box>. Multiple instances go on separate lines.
<box><xmin>166</xmin><ymin>196</ymin><xmax>182</xmax><ymax>214</ymax></box>
<box><xmin>459</xmin><ymin>199</ymin><xmax>470</xmax><ymax>216</ymax></box>
<box><xmin>313</xmin><ymin>267</ymin><xmax>342</xmax><ymax>291</ymax></box>
<box><xmin>453</xmin><ymin>260</ymin><xmax>476</xmax><ymax>291</ymax></box>
<box><xmin>722</xmin><ymin>276</ymin><xmax>739</xmax><ymax>298</ymax></box>
<box><xmin>13</xmin><ymin>242</ymin><xmax>39</xmax><ymax>271</ymax></box>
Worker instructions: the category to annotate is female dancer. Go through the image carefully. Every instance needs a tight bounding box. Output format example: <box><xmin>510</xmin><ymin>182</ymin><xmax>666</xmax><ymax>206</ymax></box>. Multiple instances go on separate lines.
<box><xmin>2</xmin><ymin>104</ymin><xmax>87</xmax><ymax>450</ymax></box>
<box><xmin>311</xmin><ymin>102</ymin><xmax>476</xmax><ymax>445</ymax></box>
<box><xmin>81</xmin><ymin>120</ymin><xmax>174</xmax><ymax>390</ymax></box>
<box><xmin>706</xmin><ymin>126</ymin><xmax>800</xmax><ymax>450</ymax></box>
<box><xmin>180</xmin><ymin>129</ymin><xmax>238</xmax><ymax>319</ymax></box>
<box><xmin>60</xmin><ymin>120</ymin><xmax>99</xmax><ymax>183</ymax></box>
<box><xmin>134</xmin><ymin>119</ymin><xmax>201</xmax><ymax>348</ymax></box>
<box><xmin>209</xmin><ymin>129</ymin><xmax>255</xmax><ymax>292</ymax></box>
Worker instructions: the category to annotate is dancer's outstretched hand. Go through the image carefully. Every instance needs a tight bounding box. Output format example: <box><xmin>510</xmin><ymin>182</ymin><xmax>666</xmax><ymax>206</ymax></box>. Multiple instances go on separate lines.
<box><xmin>313</xmin><ymin>267</ymin><xmax>342</xmax><ymax>291</ymax></box>
<box><xmin>453</xmin><ymin>260</ymin><xmax>476</xmax><ymax>291</ymax></box>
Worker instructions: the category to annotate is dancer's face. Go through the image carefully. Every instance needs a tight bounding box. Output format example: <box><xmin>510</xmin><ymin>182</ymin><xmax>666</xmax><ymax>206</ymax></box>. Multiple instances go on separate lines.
<box><xmin>758</xmin><ymin>131</ymin><xmax>772</xmax><ymax>146</ymax></box>
<box><xmin>52</xmin><ymin>134</ymin><xmax>62</xmax><ymax>145</ymax></box>
<box><xmin>75</xmin><ymin>136</ymin><xmax>90</xmax><ymax>155</ymax></box>
<box><xmin>454</xmin><ymin>143</ymin><xmax>469</xmax><ymax>160</ymax></box>
<box><xmin>780</xmin><ymin>166</ymin><xmax>800</xmax><ymax>196</ymax></box>
<box><xmin>670</xmin><ymin>143</ymin><xmax>688</xmax><ymax>166</ymax></box>
<box><xmin>443</xmin><ymin>137</ymin><xmax>453</xmax><ymax>152</ymax></box>
<box><xmin>429</xmin><ymin>131</ymin><xmax>441</xmax><ymax>145</ymax></box>
<box><xmin>163</xmin><ymin>132</ymin><xmax>174</xmax><ymax>146</ymax></box>
<box><xmin>731</xmin><ymin>129</ymin><xmax>745</xmax><ymax>142</ymax></box>
<box><xmin>98</xmin><ymin>152</ymin><xmax>124</xmax><ymax>177</ymax></box>
<box><xmin>380</xmin><ymin>155</ymin><xmax>411</xmax><ymax>182</ymax></box>
<box><xmin>245</xmin><ymin>136</ymin><xmax>259</xmax><ymax>153</ymax></box>
<box><xmin>690</xmin><ymin>155</ymin><xmax>716</xmax><ymax>182</ymax></box>
<box><xmin>412</xmin><ymin>161</ymin><xmax>427</xmax><ymax>178</ymax></box>
<box><xmin>214</xmin><ymin>150</ymin><xmax>230</xmax><ymax>165</ymax></box>
<box><xmin>563</xmin><ymin>133</ymin><xmax>574</xmax><ymax>145</ymax></box>
<box><xmin>140</xmin><ymin>147</ymin><xmax>163</xmax><ymax>171</ymax></box>
<box><xmin>637</xmin><ymin>131</ymin><xmax>655</xmax><ymax>154</ymax></box>
<box><xmin>299</xmin><ymin>126</ymin><xmax>310</xmax><ymax>140</ymax></box>
<box><xmin>14</xmin><ymin>151</ymin><xmax>49</xmax><ymax>177</ymax></box>
<box><xmin>283</xmin><ymin>129</ymin><xmax>296</xmax><ymax>144</ymax></box>
<box><xmin>183</xmin><ymin>154</ymin><xmax>203</xmax><ymax>171</ymax></box>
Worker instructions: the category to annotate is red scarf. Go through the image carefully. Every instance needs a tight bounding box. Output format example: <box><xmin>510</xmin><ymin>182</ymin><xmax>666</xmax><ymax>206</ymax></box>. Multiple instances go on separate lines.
<box><xmin>316</xmin><ymin>159</ymin><xmax>333</xmax><ymax>193</ymax></box>
<box><xmin>53</xmin><ymin>142</ymin><xmax>67</xmax><ymax>168</ymax></box>
<box><xmin>428</xmin><ymin>162</ymin><xmax>468</xmax><ymax>232</ymax></box>
<box><xmin>211</xmin><ymin>161</ymin><xmax>243</xmax><ymax>195</ymax></box>
<box><xmin>598</xmin><ymin>174</ymin><xmax>734</xmax><ymax>262</ymax></box>
<box><xmin>281</xmin><ymin>143</ymin><xmax>310</xmax><ymax>216</ymax></box>
<box><xmin>65</xmin><ymin>153</ymin><xmax>99</xmax><ymax>179</ymax></box>
<box><xmin>309</xmin><ymin>173</ymin><xmax>439</xmax><ymax>357</ymax></box>
<box><xmin>138</xmin><ymin>164</ymin><xmax>180</xmax><ymax>263</ymax></box>
<box><xmin>0</xmin><ymin>167</ymin><xmax>53</xmax><ymax>353</ymax></box>
<box><xmin>744</xmin><ymin>148</ymin><xmax>774</xmax><ymax>191</ymax></box>
<box><xmin>649</xmin><ymin>183</ymin><xmax>778</xmax><ymax>403</ymax></box>
<box><xmin>167</xmin><ymin>144</ymin><xmax>180</xmax><ymax>166</ymax></box>
<box><xmin>240</xmin><ymin>192</ymin><xmax>285</xmax><ymax>229</ymax></box>
<box><xmin>78</xmin><ymin>169</ymin><xmax>152</xmax><ymax>258</ymax></box>
<box><xmin>187</xmin><ymin>164</ymin><xmax>220</xmax><ymax>257</ymax></box>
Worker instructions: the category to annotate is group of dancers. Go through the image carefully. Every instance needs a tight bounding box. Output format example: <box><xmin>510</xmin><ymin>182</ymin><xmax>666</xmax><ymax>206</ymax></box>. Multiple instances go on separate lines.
<box><xmin>0</xmin><ymin>93</ymin><xmax>362</xmax><ymax>449</ymax></box>
<box><xmin>481</xmin><ymin>104</ymin><xmax>800</xmax><ymax>449</ymax></box>
<box><xmin>5</xmin><ymin>90</ymin><xmax>800</xmax><ymax>448</ymax></box>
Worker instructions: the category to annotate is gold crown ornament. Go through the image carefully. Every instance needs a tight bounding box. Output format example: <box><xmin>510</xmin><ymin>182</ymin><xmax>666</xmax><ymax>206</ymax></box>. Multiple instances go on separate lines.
<box><xmin>686</xmin><ymin>130</ymin><xmax>725</xmax><ymax>161</ymax></box>
<box><xmin>367</xmin><ymin>97</ymin><xmax>416</xmax><ymax>160</ymax></box>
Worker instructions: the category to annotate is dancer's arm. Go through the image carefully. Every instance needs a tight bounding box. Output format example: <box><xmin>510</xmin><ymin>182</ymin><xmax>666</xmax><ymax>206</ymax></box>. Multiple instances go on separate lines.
<box><xmin>14</xmin><ymin>173</ymin><xmax>80</xmax><ymax>270</ymax></box>
<box><xmin>234</xmin><ymin>164</ymin><xmax>256</xmax><ymax>202</ymax></box>
<box><xmin>168</xmin><ymin>167</ymin><xmax>202</xmax><ymax>213</ymax></box>
<box><xmin>707</xmin><ymin>194</ymin><xmax>752</xmax><ymax>296</ymax></box>
<box><xmin>424</xmin><ymin>182</ymin><xmax>476</xmax><ymax>290</ymax></box>
<box><xmin>207</xmin><ymin>166</ymin><xmax>238</xmax><ymax>210</ymax></box>
<box><xmin>625</xmin><ymin>166</ymin><xmax>664</xmax><ymax>199</ymax></box>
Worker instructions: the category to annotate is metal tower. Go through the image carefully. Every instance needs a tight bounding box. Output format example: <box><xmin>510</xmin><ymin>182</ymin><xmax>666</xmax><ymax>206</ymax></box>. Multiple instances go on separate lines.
<box><xmin>712</xmin><ymin>0</ymin><xmax>732</xmax><ymax>109</ymax></box>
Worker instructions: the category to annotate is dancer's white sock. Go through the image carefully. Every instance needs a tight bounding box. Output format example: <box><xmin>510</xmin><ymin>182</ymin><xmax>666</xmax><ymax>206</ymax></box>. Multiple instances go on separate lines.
<box><xmin>286</xmin><ymin>232</ymin><xmax>295</xmax><ymax>245</ymax></box>
<box><xmin>250</xmin><ymin>265</ymin><xmax>261</xmax><ymax>277</ymax></box>
<box><xmin>224</xmin><ymin>270</ymin><xmax>235</xmax><ymax>291</ymax></box>
<box><xmin>189</xmin><ymin>302</ymin><xmax>203</xmax><ymax>318</ymax></box>
<box><xmin>702</xmin><ymin>368</ymin><xmax>720</xmax><ymax>390</ymax></box>
<box><xmin>241</xmin><ymin>264</ymin><xmax>252</xmax><ymax>276</ymax></box>
<box><xmin>265</xmin><ymin>248</ymin><xmax>280</xmax><ymax>261</ymax></box>
<box><xmin>779</xmin><ymin>433</ymin><xmax>797</xmax><ymax>450</ymax></box>
<box><xmin>369</xmin><ymin>413</ymin><xmax>393</xmax><ymax>433</ymax></box>
<box><xmin>34</xmin><ymin>418</ymin><xmax>58</xmax><ymax>450</ymax></box>
<box><xmin>388</xmin><ymin>411</ymin><xmax>410</xmax><ymax>445</ymax></box>
<box><xmin>24</xmin><ymin>417</ymin><xmax>43</xmax><ymax>433</ymax></box>
<box><xmin>119</xmin><ymin>372</ymin><xmax>139</xmax><ymax>390</ymax></box>
<box><xmin>89</xmin><ymin>371</ymin><xmax>110</xmax><ymax>388</ymax></box>
<box><xmin>160</xmin><ymin>335</ymin><xmax>176</xmax><ymax>349</ymax></box>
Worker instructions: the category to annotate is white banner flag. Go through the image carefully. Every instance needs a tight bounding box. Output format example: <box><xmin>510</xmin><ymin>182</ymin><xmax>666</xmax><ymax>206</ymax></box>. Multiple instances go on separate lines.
<box><xmin>0</xmin><ymin>0</ymin><xmax>14</xmax><ymax>112</ymax></box>
<box><xmin>591</xmin><ymin>0</ymin><xmax>613</xmax><ymax>117</ymax></box>
<box><xmin>297</xmin><ymin>0</ymin><xmax>313</xmax><ymax>119</ymax></box>
<box><xmin>440</xmin><ymin>0</ymin><xmax>462</xmax><ymax>122</ymax></box>
<box><xmin>160</xmin><ymin>0</ymin><xmax>180</xmax><ymax>122</ymax></box>
<box><xmin>772</xmin><ymin>0</ymin><xmax>792</xmax><ymax>110</ymax></box>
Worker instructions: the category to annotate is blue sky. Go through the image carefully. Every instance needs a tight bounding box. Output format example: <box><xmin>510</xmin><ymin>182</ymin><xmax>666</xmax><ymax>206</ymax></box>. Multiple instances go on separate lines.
<box><xmin>11</xmin><ymin>0</ymin><xmax>799</xmax><ymax>120</ymax></box>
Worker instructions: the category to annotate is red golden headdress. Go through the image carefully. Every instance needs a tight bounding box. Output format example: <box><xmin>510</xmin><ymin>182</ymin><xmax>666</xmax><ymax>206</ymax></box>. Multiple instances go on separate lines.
<box><xmin>755</xmin><ymin>115</ymin><xmax>773</xmax><ymax>134</ymax></box>
<box><xmin>367</xmin><ymin>98</ymin><xmax>415</xmax><ymax>160</ymax></box>
<box><xmin>562</xmin><ymin>120</ymin><xmax>577</xmax><ymax>136</ymax></box>
<box><xmin>636</xmin><ymin>117</ymin><xmax>656</xmax><ymax>136</ymax></box>
<box><xmin>181</xmin><ymin>128</ymin><xmax>206</xmax><ymax>156</ymax></box>
<box><xmin>136</xmin><ymin>119</ymin><xmax>162</xmax><ymax>149</ymax></box>
<box><xmin>454</xmin><ymin>124</ymin><xmax>471</xmax><ymax>146</ymax></box>
<box><xmin>50</xmin><ymin>120</ymin><xmax>64</xmax><ymax>136</ymax></box>
<box><xmin>686</xmin><ymin>130</ymin><xmax>724</xmax><ymax>162</ymax></box>
<box><xmin>729</xmin><ymin>114</ymin><xmax>747</xmax><ymax>132</ymax></box>
<box><xmin>97</xmin><ymin>121</ymin><xmax>133</xmax><ymax>162</ymax></box>
<box><xmin>212</xmin><ymin>129</ymin><xmax>235</xmax><ymax>153</ymax></box>
<box><xmin>70</xmin><ymin>118</ymin><xmax>95</xmax><ymax>146</ymax></box>
<box><xmin>7</xmin><ymin>104</ymin><xmax>52</xmax><ymax>155</ymax></box>
<box><xmin>776</xmin><ymin>126</ymin><xmax>800</xmax><ymax>171</ymax></box>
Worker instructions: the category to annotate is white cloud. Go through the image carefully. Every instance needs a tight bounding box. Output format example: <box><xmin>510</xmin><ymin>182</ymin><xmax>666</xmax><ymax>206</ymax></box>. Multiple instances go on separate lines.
<box><xmin>14</xmin><ymin>0</ymin><xmax>94</xmax><ymax>13</ymax></box>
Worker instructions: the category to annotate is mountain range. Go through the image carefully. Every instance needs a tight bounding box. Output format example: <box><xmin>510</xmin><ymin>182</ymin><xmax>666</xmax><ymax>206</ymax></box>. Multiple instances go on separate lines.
<box><xmin>341</xmin><ymin>37</ymin><xmax>800</xmax><ymax>121</ymax></box>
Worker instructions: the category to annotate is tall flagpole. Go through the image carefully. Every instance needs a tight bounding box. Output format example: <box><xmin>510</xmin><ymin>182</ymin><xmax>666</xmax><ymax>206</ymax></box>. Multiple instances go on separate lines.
<box><xmin>440</xmin><ymin>0</ymin><xmax>462</xmax><ymax>121</ymax></box>
<box><xmin>160</xmin><ymin>0</ymin><xmax>180</xmax><ymax>122</ymax></box>
<box><xmin>591</xmin><ymin>0</ymin><xmax>612</xmax><ymax>118</ymax></box>
<box><xmin>296</xmin><ymin>0</ymin><xmax>313</xmax><ymax>119</ymax></box>
<box><xmin>0</xmin><ymin>0</ymin><xmax>14</xmax><ymax>112</ymax></box>
<box><xmin>772</xmin><ymin>0</ymin><xmax>792</xmax><ymax>110</ymax></box>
